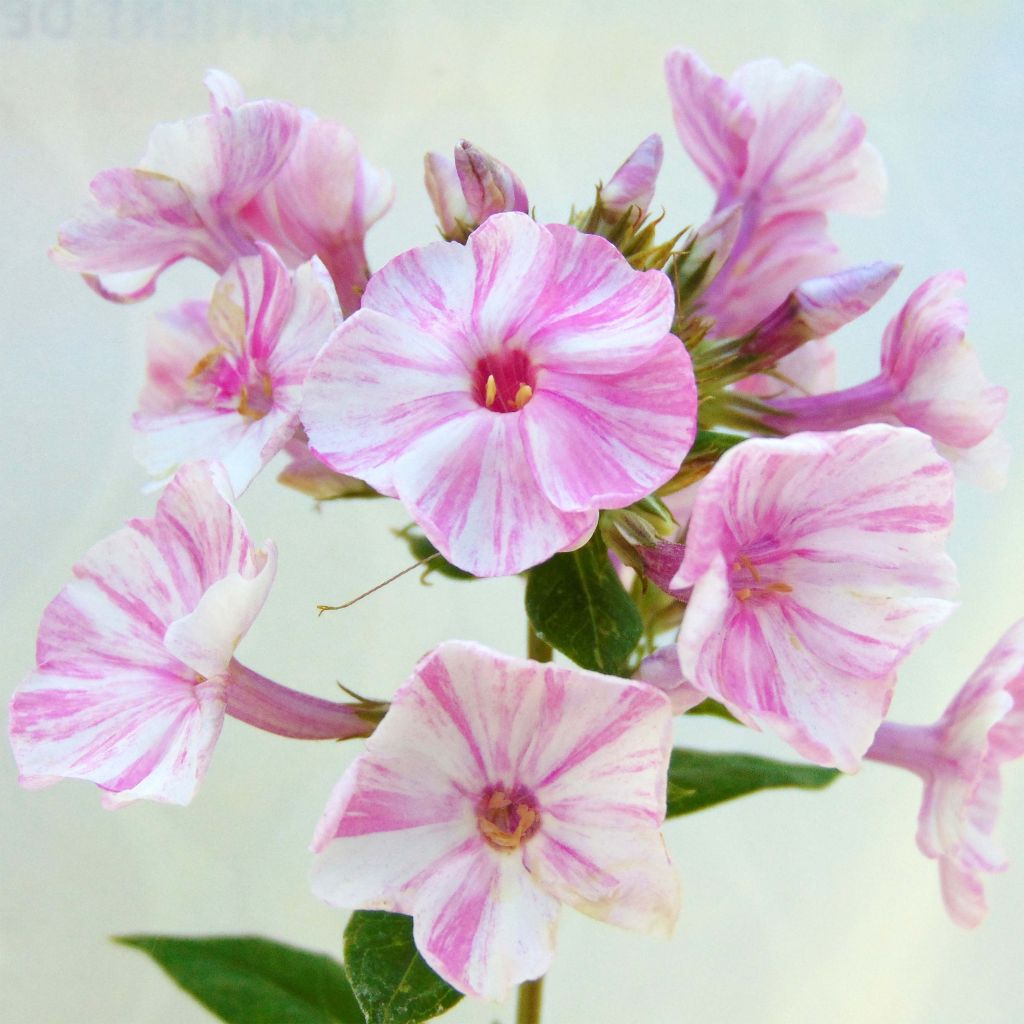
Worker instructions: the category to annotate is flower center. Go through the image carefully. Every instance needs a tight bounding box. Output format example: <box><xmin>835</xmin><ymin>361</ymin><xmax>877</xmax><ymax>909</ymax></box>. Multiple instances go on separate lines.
<box><xmin>187</xmin><ymin>349</ymin><xmax>274</xmax><ymax>421</ymax></box>
<box><xmin>730</xmin><ymin>552</ymin><xmax>793</xmax><ymax>602</ymax></box>
<box><xmin>476</xmin><ymin>783</ymin><xmax>540</xmax><ymax>851</ymax></box>
<box><xmin>473</xmin><ymin>349</ymin><xmax>536</xmax><ymax>413</ymax></box>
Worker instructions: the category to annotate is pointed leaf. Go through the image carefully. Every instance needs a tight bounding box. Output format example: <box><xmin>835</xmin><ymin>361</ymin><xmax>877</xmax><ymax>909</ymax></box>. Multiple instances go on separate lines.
<box><xmin>343</xmin><ymin>911</ymin><xmax>462</xmax><ymax>1024</ymax></box>
<box><xmin>115</xmin><ymin>934</ymin><xmax>364</xmax><ymax>1024</ymax></box>
<box><xmin>666</xmin><ymin>748</ymin><xmax>839</xmax><ymax>817</ymax></box>
<box><xmin>525</xmin><ymin>531</ymin><xmax>642</xmax><ymax>673</ymax></box>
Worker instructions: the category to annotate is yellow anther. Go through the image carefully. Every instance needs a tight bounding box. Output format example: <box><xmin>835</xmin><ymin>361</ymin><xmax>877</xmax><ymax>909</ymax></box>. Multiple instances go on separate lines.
<box><xmin>738</xmin><ymin>554</ymin><xmax>761</xmax><ymax>582</ymax></box>
<box><xmin>485</xmin><ymin>373</ymin><xmax>497</xmax><ymax>407</ymax></box>
<box><xmin>736</xmin><ymin>588</ymin><xmax>752</xmax><ymax>602</ymax></box>
<box><xmin>766</xmin><ymin>582</ymin><xmax>794</xmax><ymax>594</ymax></box>
<box><xmin>514</xmin><ymin>383</ymin><xmax>534</xmax><ymax>409</ymax></box>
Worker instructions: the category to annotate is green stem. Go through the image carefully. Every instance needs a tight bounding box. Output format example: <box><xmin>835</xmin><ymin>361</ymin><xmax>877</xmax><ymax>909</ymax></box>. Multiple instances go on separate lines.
<box><xmin>516</xmin><ymin>976</ymin><xmax>544</xmax><ymax>1024</ymax></box>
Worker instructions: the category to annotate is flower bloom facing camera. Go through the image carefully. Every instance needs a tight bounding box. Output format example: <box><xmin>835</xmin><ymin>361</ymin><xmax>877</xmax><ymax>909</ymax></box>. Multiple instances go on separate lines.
<box><xmin>302</xmin><ymin>211</ymin><xmax>698</xmax><ymax>576</ymax></box>
<box><xmin>310</xmin><ymin>640</ymin><xmax>679</xmax><ymax>1000</ymax></box>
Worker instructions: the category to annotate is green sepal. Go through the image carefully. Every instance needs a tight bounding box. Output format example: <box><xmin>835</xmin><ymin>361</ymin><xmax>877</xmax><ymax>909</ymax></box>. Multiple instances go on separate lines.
<box><xmin>525</xmin><ymin>530</ymin><xmax>643</xmax><ymax>674</ymax></box>
<box><xmin>343</xmin><ymin>911</ymin><xmax>462</xmax><ymax>1024</ymax></box>
<box><xmin>666</xmin><ymin>748</ymin><xmax>840</xmax><ymax>817</ymax></box>
<box><xmin>114</xmin><ymin>934</ymin><xmax>365</xmax><ymax>1024</ymax></box>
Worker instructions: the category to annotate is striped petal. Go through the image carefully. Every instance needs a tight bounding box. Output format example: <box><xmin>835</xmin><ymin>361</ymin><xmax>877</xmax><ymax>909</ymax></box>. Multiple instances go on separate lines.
<box><xmin>393</xmin><ymin>412</ymin><xmax>596</xmax><ymax>577</ymax></box>
<box><xmin>522</xmin><ymin>334</ymin><xmax>696</xmax><ymax>512</ymax></box>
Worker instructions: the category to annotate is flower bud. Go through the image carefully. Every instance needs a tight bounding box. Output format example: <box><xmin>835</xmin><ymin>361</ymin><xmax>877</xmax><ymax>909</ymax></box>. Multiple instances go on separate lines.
<box><xmin>453</xmin><ymin>139</ymin><xmax>529</xmax><ymax>222</ymax></box>
<box><xmin>600</xmin><ymin>134</ymin><xmax>663</xmax><ymax>219</ymax></box>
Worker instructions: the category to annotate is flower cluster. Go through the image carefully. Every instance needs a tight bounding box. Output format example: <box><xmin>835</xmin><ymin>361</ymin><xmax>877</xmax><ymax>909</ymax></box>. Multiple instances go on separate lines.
<box><xmin>10</xmin><ymin>48</ymin><xmax>1017</xmax><ymax>1016</ymax></box>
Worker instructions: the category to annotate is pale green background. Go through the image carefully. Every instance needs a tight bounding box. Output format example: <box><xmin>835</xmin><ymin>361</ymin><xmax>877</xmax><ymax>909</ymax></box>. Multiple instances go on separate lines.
<box><xmin>2</xmin><ymin>1</ymin><xmax>1023</xmax><ymax>1021</ymax></box>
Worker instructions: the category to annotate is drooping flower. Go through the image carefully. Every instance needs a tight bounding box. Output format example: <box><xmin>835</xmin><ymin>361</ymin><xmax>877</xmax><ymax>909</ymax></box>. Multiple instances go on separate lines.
<box><xmin>8</xmin><ymin>462</ymin><xmax>372</xmax><ymax>807</ymax></box>
<box><xmin>310</xmin><ymin>640</ymin><xmax>678</xmax><ymax>1000</ymax></box>
<box><xmin>599</xmin><ymin>134</ymin><xmax>664</xmax><ymax>220</ymax></box>
<box><xmin>134</xmin><ymin>245</ymin><xmax>338</xmax><ymax>496</ymax></box>
<box><xmin>664</xmin><ymin>48</ymin><xmax>886</xmax><ymax>336</ymax></box>
<box><xmin>671</xmin><ymin>425</ymin><xmax>957</xmax><ymax>771</ymax></box>
<box><xmin>766</xmin><ymin>273</ymin><xmax>1010</xmax><ymax>488</ymax></box>
<box><xmin>424</xmin><ymin>140</ymin><xmax>528</xmax><ymax>243</ymax></box>
<box><xmin>52</xmin><ymin>70</ymin><xmax>392</xmax><ymax>313</ymax></box>
<box><xmin>867</xmin><ymin>620</ymin><xmax>1024</xmax><ymax>926</ymax></box>
<box><xmin>302</xmin><ymin>211</ymin><xmax>699</xmax><ymax>577</ymax></box>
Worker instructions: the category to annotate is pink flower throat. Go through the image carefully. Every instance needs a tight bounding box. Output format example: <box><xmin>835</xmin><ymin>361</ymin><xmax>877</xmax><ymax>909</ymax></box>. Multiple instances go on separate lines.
<box><xmin>477</xmin><ymin>782</ymin><xmax>541</xmax><ymax>851</ymax></box>
<box><xmin>473</xmin><ymin>349</ymin><xmax>536</xmax><ymax>413</ymax></box>
<box><xmin>731</xmin><ymin>552</ymin><xmax>793</xmax><ymax>603</ymax></box>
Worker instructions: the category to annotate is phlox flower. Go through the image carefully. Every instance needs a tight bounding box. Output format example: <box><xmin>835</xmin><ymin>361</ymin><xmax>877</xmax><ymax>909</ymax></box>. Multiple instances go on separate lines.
<box><xmin>53</xmin><ymin>70</ymin><xmax>392</xmax><ymax>313</ymax></box>
<box><xmin>767</xmin><ymin>272</ymin><xmax>1010</xmax><ymax>488</ymax></box>
<box><xmin>310</xmin><ymin>640</ymin><xmax>679</xmax><ymax>1001</ymax></box>
<box><xmin>8</xmin><ymin>462</ymin><xmax>371</xmax><ymax>806</ymax></box>
<box><xmin>867</xmin><ymin>621</ymin><xmax>1024</xmax><ymax>926</ymax></box>
<box><xmin>134</xmin><ymin>245</ymin><xmax>338</xmax><ymax>496</ymax></box>
<box><xmin>302</xmin><ymin>211</ymin><xmax>698</xmax><ymax>577</ymax></box>
<box><xmin>671</xmin><ymin>424</ymin><xmax>958</xmax><ymax>771</ymax></box>
<box><xmin>665</xmin><ymin>48</ymin><xmax>886</xmax><ymax>337</ymax></box>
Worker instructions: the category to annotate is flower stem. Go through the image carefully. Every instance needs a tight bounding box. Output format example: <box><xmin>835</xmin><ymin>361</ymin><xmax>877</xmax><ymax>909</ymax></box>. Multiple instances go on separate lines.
<box><xmin>516</xmin><ymin>976</ymin><xmax>544</xmax><ymax>1024</ymax></box>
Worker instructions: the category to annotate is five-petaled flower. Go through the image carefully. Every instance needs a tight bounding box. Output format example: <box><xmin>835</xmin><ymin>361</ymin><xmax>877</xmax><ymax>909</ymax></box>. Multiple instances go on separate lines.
<box><xmin>671</xmin><ymin>424</ymin><xmax>958</xmax><ymax>771</ymax></box>
<box><xmin>310</xmin><ymin>640</ymin><xmax>679</xmax><ymax>1000</ymax></box>
<box><xmin>301</xmin><ymin>211</ymin><xmax>698</xmax><ymax>577</ymax></box>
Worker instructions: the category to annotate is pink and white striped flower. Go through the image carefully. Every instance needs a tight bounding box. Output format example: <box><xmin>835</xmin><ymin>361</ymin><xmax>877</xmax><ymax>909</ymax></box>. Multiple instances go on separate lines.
<box><xmin>867</xmin><ymin>620</ymin><xmax>1024</xmax><ymax>926</ymax></box>
<box><xmin>53</xmin><ymin>71</ymin><xmax>392</xmax><ymax>314</ymax></box>
<box><xmin>8</xmin><ymin>462</ymin><xmax>372</xmax><ymax>807</ymax></box>
<box><xmin>310</xmin><ymin>640</ymin><xmax>679</xmax><ymax>1001</ymax></box>
<box><xmin>302</xmin><ymin>211</ymin><xmax>698</xmax><ymax>577</ymax></box>
<box><xmin>767</xmin><ymin>273</ymin><xmax>1010</xmax><ymax>488</ymax></box>
<box><xmin>134</xmin><ymin>245</ymin><xmax>338</xmax><ymax>496</ymax></box>
<box><xmin>671</xmin><ymin>425</ymin><xmax>958</xmax><ymax>771</ymax></box>
<box><xmin>665</xmin><ymin>48</ymin><xmax>886</xmax><ymax>337</ymax></box>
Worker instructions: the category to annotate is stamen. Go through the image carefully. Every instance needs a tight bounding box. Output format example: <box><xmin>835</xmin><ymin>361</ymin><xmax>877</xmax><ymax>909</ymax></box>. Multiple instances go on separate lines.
<box><xmin>485</xmin><ymin>374</ymin><xmax>497</xmax><ymax>408</ymax></box>
<box><xmin>513</xmin><ymin>383</ymin><xmax>533</xmax><ymax>409</ymax></box>
<box><xmin>736</xmin><ymin>588</ymin><xmax>752</xmax><ymax>602</ymax></box>
<box><xmin>766</xmin><ymin>582</ymin><xmax>793</xmax><ymax>594</ymax></box>
<box><xmin>738</xmin><ymin>554</ymin><xmax>761</xmax><ymax>582</ymax></box>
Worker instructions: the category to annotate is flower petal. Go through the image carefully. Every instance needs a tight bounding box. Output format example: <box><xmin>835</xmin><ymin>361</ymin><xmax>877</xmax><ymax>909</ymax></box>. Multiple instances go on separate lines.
<box><xmin>394</xmin><ymin>413</ymin><xmax>596</xmax><ymax>577</ymax></box>
<box><xmin>523</xmin><ymin>334</ymin><xmax>697</xmax><ymax>512</ymax></box>
<box><xmin>302</xmin><ymin>308</ymin><xmax>476</xmax><ymax>495</ymax></box>
<box><xmin>9</xmin><ymin>670</ymin><xmax>225</xmax><ymax>805</ymax></box>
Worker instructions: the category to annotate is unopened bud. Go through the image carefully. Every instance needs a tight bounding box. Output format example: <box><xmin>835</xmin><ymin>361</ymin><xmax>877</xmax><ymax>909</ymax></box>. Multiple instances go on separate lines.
<box><xmin>424</xmin><ymin>151</ymin><xmax>472</xmax><ymax>241</ymax></box>
<box><xmin>600</xmin><ymin>134</ymin><xmax>663</xmax><ymax>220</ymax></box>
<box><xmin>454</xmin><ymin>140</ymin><xmax>529</xmax><ymax>222</ymax></box>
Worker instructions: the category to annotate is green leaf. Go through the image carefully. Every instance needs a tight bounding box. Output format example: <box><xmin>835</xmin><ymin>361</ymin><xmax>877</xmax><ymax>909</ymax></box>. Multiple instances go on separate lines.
<box><xmin>666</xmin><ymin>748</ymin><xmax>840</xmax><ymax>817</ymax></box>
<box><xmin>343</xmin><ymin>911</ymin><xmax>462</xmax><ymax>1024</ymax></box>
<box><xmin>525</xmin><ymin>531</ymin><xmax>642</xmax><ymax>673</ymax></box>
<box><xmin>115</xmin><ymin>934</ymin><xmax>365</xmax><ymax>1024</ymax></box>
